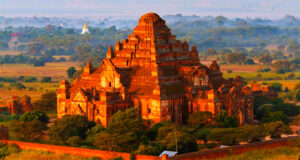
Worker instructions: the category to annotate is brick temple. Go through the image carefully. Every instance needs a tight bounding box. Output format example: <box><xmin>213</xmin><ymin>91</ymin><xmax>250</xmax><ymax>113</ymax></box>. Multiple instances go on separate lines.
<box><xmin>57</xmin><ymin>12</ymin><xmax>254</xmax><ymax>127</ymax></box>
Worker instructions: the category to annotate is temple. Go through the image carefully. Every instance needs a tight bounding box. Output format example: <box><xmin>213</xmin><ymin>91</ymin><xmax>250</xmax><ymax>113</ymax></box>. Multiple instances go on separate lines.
<box><xmin>57</xmin><ymin>12</ymin><xmax>254</xmax><ymax>127</ymax></box>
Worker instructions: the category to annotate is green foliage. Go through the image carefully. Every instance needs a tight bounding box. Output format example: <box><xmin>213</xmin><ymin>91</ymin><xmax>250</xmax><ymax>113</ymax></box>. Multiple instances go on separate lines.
<box><xmin>258</xmin><ymin>54</ymin><xmax>272</xmax><ymax>65</ymax></box>
<box><xmin>253</xmin><ymin>95</ymin><xmax>300</xmax><ymax>118</ymax></box>
<box><xmin>270</xmin><ymin>82</ymin><xmax>282</xmax><ymax>92</ymax></box>
<box><xmin>160</xmin><ymin>130</ymin><xmax>197</xmax><ymax>154</ymax></box>
<box><xmin>194</xmin><ymin>128</ymin><xmax>211</xmax><ymax>143</ymax></box>
<box><xmin>66</xmin><ymin>136</ymin><xmax>82</xmax><ymax>147</ymax></box>
<box><xmin>48</xmin><ymin>115</ymin><xmax>92</xmax><ymax>144</ymax></box>
<box><xmin>20</xmin><ymin>110</ymin><xmax>49</xmax><ymax>124</ymax></box>
<box><xmin>263</xmin><ymin>121</ymin><xmax>292</xmax><ymax>138</ymax></box>
<box><xmin>9</xmin><ymin>82</ymin><xmax>26</xmax><ymax>90</ymax></box>
<box><xmin>187</xmin><ymin>111</ymin><xmax>213</xmax><ymax>128</ymax></box>
<box><xmin>244</xmin><ymin>59</ymin><xmax>255</xmax><ymax>65</ymax></box>
<box><xmin>225</xmin><ymin>52</ymin><xmax>246</xmax><ymax>64</ymax></box>
<box><xmin>255</xmin><ymin>104</ymin><xmax>274</xmax><ymax>120</ymax></box>
<box><xmin>157</xmin><ymin>123</ymin><xmax>178</xmax><ymax>141</ymax></box>
<box><xmin>261</xmin><ymin>111</ymin><xmax>291</xmax><ymax>124</ymax></box>
<box><xmin>0</xmin><ymin>77</ymin><xmax>16</xmax><ymax>82</ymax></box>
<box><xmin>133</xmin><ymin>144</ymin><xmax>162</xmax><ymax>156</ymax></box>
<box><xmin>0</xmin><ymin>143</ymin><xmax>20</xmax><ymax>158</ymax></box>
<box><xmin>67</xmin><ymin>66</ymin><xmax>77</xmax><ymax>78</ymax></box>
<box><xmin>239</xmin><ymin>124</ymin><xmax>267</xmax><ymax>142</ymax></box>
<box><xmin>9</xmin><ymin>120</ymin><xmax>48</xmax><ymax>142</ymax></box>
<box><xmin>23</xmin><ymin>76</ymin><xmax>37</xmax><ymax>82</ymax></box>
<box><xmin>85</xmin><ymin>124</ymin><xmax>105</xmax><ymax>144</ymax></box>
<box><xmin>95</xmin><ymin>108</ymin><xmax>145</xmax><ymax>152</ymax></box>
<box><xmin>145</xmin><ymin>122</ymin><xmax>168</xmax><ymax>141</ymax></box>
<box><xmin>208</xmin><ymin>128</ymin><xmax>241</xmax><ymax>145</ymax></box>
<box><xmin>32</xmin><ymin>91</ymin><xmax>57</xmax><ymax>111</ymax></box>
<box><xmin>215</xmin><ymin>111</ymin><xmax>238</xmax><ymax>128</ymax></box>
<box><xmin>41</xmin><ymin>76</ymin><xmax>52</xmax><ymax>82</ymax></box>
<box><xmin>93</xmin><ymin>132</ymin><xmax>119</xmax><ymax>151</ymax></box>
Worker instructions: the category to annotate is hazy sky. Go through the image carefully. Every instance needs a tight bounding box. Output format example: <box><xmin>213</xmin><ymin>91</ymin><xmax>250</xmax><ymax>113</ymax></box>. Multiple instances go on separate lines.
<box><xmin>1</xmin><ymin>0</ymin><xmax>300</xmax><ymax>19</ymax></box>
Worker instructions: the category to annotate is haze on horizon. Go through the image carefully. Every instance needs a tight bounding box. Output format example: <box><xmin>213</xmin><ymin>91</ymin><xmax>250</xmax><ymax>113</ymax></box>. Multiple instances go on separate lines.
<box><xmin>0</xmin><ymin>0</ymin><xmax>300</xmax><ymax>19</ymax></box>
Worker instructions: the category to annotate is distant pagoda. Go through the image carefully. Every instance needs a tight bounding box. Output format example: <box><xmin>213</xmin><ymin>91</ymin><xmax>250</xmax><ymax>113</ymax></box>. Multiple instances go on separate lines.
<box><xmin>81</xmin><ymin>23</ymin><xmax>89</xmax><ymax>34</ymax></box>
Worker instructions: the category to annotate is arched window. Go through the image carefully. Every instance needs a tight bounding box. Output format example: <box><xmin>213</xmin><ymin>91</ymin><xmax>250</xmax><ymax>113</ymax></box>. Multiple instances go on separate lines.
<box><xmin>108</xmin><ymin>82</ymin><xmax>112</xmax><ymax>87</ymax></box>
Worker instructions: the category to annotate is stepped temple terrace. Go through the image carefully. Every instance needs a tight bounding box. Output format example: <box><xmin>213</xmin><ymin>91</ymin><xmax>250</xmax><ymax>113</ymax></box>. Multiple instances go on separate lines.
<box><xmin>57</xmin><ymin>12</ymin><xmax>256</xmax><ymax>127</ymax></box>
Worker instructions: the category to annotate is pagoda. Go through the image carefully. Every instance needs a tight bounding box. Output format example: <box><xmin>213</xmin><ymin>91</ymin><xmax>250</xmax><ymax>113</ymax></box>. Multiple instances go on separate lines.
<box><xmin>57</xmin><ymin>12</ymin><xmax>254</xmax><ymax>127</ymax></box>
<box><xmin>81</xmin><ymin>23</ymin><xmax>89</xmax><ymax>34</ymax></box>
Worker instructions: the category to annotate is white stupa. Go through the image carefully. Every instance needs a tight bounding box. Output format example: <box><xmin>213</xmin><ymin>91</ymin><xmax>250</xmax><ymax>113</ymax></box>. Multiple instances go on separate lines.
<box><xmin>81</xmin><ymin>23</ymin><xmax>89</xmax><ymax>34</ymax></box>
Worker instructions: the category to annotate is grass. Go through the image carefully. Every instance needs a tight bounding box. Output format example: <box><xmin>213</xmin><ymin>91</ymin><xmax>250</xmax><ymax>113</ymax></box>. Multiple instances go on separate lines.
<box><xmin>0</xmin><ymin>61</ymin><xmax>81</xmax><ymax>82</ymax></box>
<box><xmin>223</xmin><ymin>71</ymin><xmax>300</xmax><ymax>81</ymax></box>
<box><xmin>0</xmin><ymin>82</ymin><xmax>58</xmax><ymax>104</ymax></box>
<box><xmin>216</xmin><ymin>147</ymin><xmax>300</xmax><ymax>160</ymax></box>
<box><xmin>3</xmin><ymin>150</ymin><xmax>98</xmax><ymax>160</ymax></box>
<box><xmin>258</xmin><ymin>80</ymin><xmax>300</xmax><ymax>90</ymax></box>
<box><xmin>0</xmin><ymin>50</ymin><xmax>21</xmax><ymax>56</ymax></box>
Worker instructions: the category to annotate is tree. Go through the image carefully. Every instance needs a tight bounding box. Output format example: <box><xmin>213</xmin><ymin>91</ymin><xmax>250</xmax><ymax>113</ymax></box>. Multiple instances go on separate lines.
<box><xmin>270</xmin><ymin>83</ymin><xmax>282</xmax><ymax>92</ymax></box>
<box><xmin>263</xmin><ymin>121</ymin><xmax>292</xmax><ymax>138</ymax></box>
<box><xmin>187</xmin><ymin>111</ymin><xmax>213</xmax><ymax>128</ymax></box>
<box><xmin>9</xmin><ymin>120</ymin><xmax>47</xmax><ymax>142</ymax></box>
<box><xmin>157</xmin><ymin>123</ymin><xmax>178</xmax><ymax>141</ymax></box>
<box><xmin>194</xmin><ymin>128</ymin><xmax>211</xmax><ymax>143</ymax></box>
<box><xmin>20</xmin><ymin>110</ymin><xmax>49</xmax><ymax>124</ymax></box>
<box><xmin>93</xmin><ymin>132</ymin><xmax>119</xmax><ymax>151</ymax></box>
<box><xmin>41</xmin><ymin>77</ymin><xmax>52</xmax><ymax>82</ymax></box>
<box><xmin>225</xmin><ymin>52</ymin><xmax>246</xmax><ymax>64</ymax></box>
<box><xmin>160</xmin><ymin>130</ymin><xmax>197</xmax><ymax>154</ymax></box>
<box><xmin>48</xmin><ymin>115</ymin><xmax>92</xmax><ymax>144</ymax></box>
<box><xmin>134</xmin><ymin>144</ymin><xmax>162</xmax><ymax>156</ymax></box>
<box><xmin>244</xmin><ymin>59</ymin><xmax>255</xmax><ymax>65</ymax></box>
<box><xmin>208</xmin><ymin>128</ymin><xmax>241</xmax><ymax>145</ymax></box>
<box><xmin>239</xmin><ymin>124</ymin><xmax>266</xmax><ymax>143</ymax></box>
<box><xmin>255</xmin><ymin>104</ymin><xmax>274</xmax><ymax>120</ymax></box>
<box><xmin>67</xmin><ymin>66</ymin><xmax>76</xmax><ymax>78</ymax></box>
<box><xmin>32</xmin><ymin>92</ymin><xmax>57</xmax><ymax>111</ymax></box>
<box><xmin>215</xmin><ymin>111</ymin><xmax>239</xmax><ymax>128</ymax></box>
<box><xmin>262</xmin><ymin>111</ymin><xmax>290</xmax><ymax>124</ymax></box>
<box><xmin>94</xmin><ymin>108</ymin><xmax>145</xmax><ymax>152</ymax></box>
<box><xmin>215</xmin><ymin>16</ymin><xmax>227</xmax><ymax>27</ymax></box>
<box><xmin>258</xmin><ymin>54</ymin><xmax>272</xmax><ymax>65</ymax></box>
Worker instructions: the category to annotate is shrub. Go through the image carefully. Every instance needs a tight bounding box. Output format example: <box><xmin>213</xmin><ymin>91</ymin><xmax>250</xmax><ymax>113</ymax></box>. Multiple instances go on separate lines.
<box><xmin>41</xmin><ymin>77</ymin><xmax>52</xmax><ymax>83</ymax></box>
<box><xmin>23</xmin><ymin>76</ymin><xmax>37</xmax><ymax>82</ymax></box>
<box><xmin>271</xmin><ymin>82</ymin><xmax>282</xmax><ymax>92</ymax></box>
<box><xmin>20</xmin><ymin>110</ymin><xmax>49</xmax><ymax>124</ymax></box>
<box><xmin>9</xmin><ymin>82</ymin><xmax>26</xmax><ymax>90</ymax></box>
<box><xmin>66</xmin><ymin>136</ymin><xmax>82</xmax><ymax>147</ymax></box>
<box><xmin>244</xmin><ymin>59</ymin><xmax>255</xmax><ymax>65</ymax></box>
<box><xmin>67</xmin><ymin>67</ymin><xmax>77</xmax><ymax>78</ymax></box>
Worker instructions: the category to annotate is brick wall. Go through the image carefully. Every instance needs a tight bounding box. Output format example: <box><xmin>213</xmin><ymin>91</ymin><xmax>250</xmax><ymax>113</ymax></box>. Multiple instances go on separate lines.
<box><xmin>0</xmin><ymin>136</ymin><xmax>297</xmax><ymax>160</ymax></box>
<box><xmin>169</xmin><ymin>136</ymin><xmax>297</xmax><ymax>160</ymax></box>
<box><xmin>0</xmin><ymin>140</ymin><xmax>161</xmax><ymax>160</ymax></box>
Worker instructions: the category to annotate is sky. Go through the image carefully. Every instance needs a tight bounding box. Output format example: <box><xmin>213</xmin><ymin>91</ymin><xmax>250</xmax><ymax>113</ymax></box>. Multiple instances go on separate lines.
<box><xmin>1</xmin><ymin>0</ymin><xmax>300</xmax><ymax>19</ymax></box>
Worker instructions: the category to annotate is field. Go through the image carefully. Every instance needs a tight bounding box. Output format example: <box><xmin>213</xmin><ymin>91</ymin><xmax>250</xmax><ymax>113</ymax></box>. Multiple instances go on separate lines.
<box><xmin>3</xmin><ymin>150</ymin><xmax>94</xmax><ymax>160</ymax></box>
<box><xmin>0</xmin><ymin>50</ymin><xmax>21</xmax><ymax>56</ymax></box>
<box><xmin>0</xmin><ymin>61</ymin><xmax>80</xmax><ymax>105</ymax></box>
<box><xmin>223</xmin><ymin>71</ymin><xmax>300</xmax><ymax>80</ymax></box>
<box><xmin>0</xmin><ymin>61</ymin><xmax>81</xmax><ymax>82</ymax></box>
<box><xmin>0</xmin><ymin>82</ymin><xmax>58</xmax><ymax>105</ymax></box>
<box><xmin>216</xmin><ymin>147</ymin><xmax>300</xmax><ymax>160</ymax></box>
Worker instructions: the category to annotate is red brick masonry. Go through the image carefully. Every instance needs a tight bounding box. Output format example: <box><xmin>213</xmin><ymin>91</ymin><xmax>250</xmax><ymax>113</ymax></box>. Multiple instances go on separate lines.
<box><xmin>0</xmin><ymin>136</ymin><xmax>297</xmax><ymax>160</ymax></box>
<box><xmin>169</xmin><ymin>136</ymin><xmax>298</xmax><ymax>160</ymax></box>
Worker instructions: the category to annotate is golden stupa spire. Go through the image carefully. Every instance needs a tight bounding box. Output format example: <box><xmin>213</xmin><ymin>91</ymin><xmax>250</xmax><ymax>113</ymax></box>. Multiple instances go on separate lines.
<box><xmin>81</xmin><ymin>22</ymin><xmax>89</xmax><ymax>34</ymax></box>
